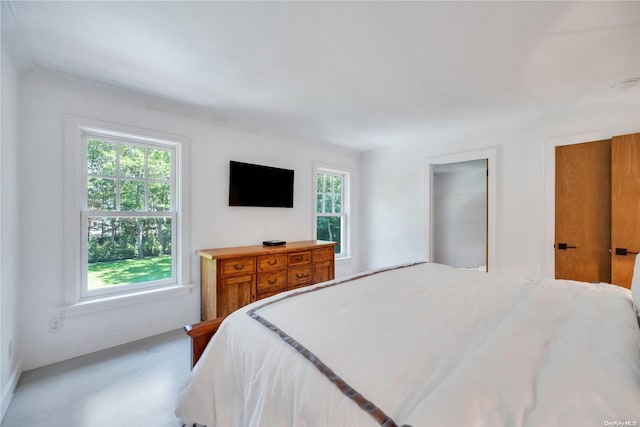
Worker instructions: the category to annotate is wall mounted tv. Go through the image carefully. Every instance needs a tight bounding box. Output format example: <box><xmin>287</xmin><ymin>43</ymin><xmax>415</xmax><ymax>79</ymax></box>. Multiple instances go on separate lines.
<box><xmin>229</xmin><ymin>161</ymin><xmax>294</xmax><ymax>208</ymax></box>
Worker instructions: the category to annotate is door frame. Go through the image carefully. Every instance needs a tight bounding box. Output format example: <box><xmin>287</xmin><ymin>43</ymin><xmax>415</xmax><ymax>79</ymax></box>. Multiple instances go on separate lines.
<box><xmin>543</xmin><ymin>125</ymin><xmax>640</xmax><ymax>279</ymax></box>
<box><xmin>426</xmin><ymin>148</ymin><xmax>497</xmax><ymax>272</ymax></box>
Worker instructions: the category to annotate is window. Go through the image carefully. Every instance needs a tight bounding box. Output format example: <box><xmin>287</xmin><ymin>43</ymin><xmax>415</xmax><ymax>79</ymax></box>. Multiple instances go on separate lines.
<box><xmin>315</xmin><ymin>166</ymin><xmax>349</xmax><ymax>259</ymax></box>
<box><xmin>82</xmin><ymin>134</ymin><xmax>177</xmax><ymax>298</ymax></box>
<box><xmin>64</xmin><ymin>116</ymin><xmax>190</xmax><ymax>306</ymax></box>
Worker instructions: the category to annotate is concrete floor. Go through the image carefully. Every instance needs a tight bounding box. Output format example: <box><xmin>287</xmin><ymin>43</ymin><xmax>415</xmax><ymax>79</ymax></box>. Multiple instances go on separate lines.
<box><xmin>1</xmin><ymin>329</ymin><xmax>191</xmax><ymax>427</ymax></box>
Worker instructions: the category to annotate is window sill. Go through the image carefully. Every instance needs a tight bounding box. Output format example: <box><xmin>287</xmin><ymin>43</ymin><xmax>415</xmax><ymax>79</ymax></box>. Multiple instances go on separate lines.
<box><xmin>335</xmin><ymin>256</ymin><xmax>353</xmax><ymax>265</ymax></box>
<box><xmin>63</xmin><ymin>284</ymin><xmax>194</xmax><ymax>318</ymax></box>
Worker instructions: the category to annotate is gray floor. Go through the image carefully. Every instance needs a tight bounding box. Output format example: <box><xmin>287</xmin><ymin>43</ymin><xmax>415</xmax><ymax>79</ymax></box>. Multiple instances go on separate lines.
<box><xmin>1</xmin><ymin>329</ymin><xmax>191</xmax><ymax>427</ymax></box>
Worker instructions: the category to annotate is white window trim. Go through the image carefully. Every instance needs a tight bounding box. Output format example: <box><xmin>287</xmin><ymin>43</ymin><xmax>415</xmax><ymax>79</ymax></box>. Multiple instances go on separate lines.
<box><xmin>313</xmin><ymin>163</ymin><xmax>351</xmax><ymax>260</ymax></box>
<box><xmin>63</xmin><ymin>115</ymin><xmax>191</xmax><ymax>313</ymax></box>
<box><xmin>80</xmin><ymin>132</ymin><xmax>178</xmax><ymax>299</ymax></box>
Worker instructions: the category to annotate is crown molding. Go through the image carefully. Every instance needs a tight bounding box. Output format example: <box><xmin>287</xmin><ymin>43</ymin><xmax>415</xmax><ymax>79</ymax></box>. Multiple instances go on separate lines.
<box><xmin>1</xmin><ymin>0</ymin><xmax>36</xmax><ymax>71</ymax></box>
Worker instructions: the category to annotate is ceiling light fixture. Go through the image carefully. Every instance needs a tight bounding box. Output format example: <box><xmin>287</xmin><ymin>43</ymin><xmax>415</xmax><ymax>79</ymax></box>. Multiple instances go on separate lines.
<box><xmin>611</xmin><ymin>77</ymin><xmax>640</xmax><ymax>90</ymax></box>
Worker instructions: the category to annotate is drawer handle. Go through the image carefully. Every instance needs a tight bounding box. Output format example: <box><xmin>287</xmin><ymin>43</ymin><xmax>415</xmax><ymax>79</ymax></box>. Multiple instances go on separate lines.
<box><xmin>268</xmin><ymin>260</ymin><xmax>277</xmax><ymax>266</ymax></box>
<box><xmin>292</xmin><ymin>256</ymin><xmax>303</xmax><ymax>262</ymax></box>
<box><xmin>233</xmin><ymin>264</ymin><xmax>245</xmax><ymax>270</ymax></box>
<box><xmin>268</xmin><ymin>278</ymin><xmax>278</xmax><ymax>285</ymax></box>
<box><xmin>296</xmin><ymin>273</ymin><xmax>308</xmax><ymax>279</ymax></box>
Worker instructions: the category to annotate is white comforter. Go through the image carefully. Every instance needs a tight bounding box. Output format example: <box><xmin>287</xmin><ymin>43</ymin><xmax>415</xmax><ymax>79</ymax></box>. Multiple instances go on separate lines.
<box><xmin>176</xmin><ymin>263</ymin><xmax>640</xmax><ymax>427</ymax></box>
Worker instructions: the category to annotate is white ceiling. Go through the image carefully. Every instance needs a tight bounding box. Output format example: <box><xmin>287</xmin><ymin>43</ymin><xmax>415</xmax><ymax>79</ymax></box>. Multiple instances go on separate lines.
<box><xmin>2</xmin><ymin>1</ymin><xmax>639</xmax><ymax>151</ymax></box>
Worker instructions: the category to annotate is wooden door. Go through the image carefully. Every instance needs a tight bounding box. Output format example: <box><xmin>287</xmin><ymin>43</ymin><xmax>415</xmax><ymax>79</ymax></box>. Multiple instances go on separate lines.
<box><xmin>611</xmin><ymin>133</ymin><xmax>640</xmax><ymax>288</ymax></box>
<box><xmin>555</xmin><ymin>140</ymin><xmax>611</xmax><ymax>282</ymax></box>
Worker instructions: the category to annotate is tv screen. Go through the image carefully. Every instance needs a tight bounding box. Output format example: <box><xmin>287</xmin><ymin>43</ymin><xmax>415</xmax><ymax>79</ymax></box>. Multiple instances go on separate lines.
<box><xmin>229</xmin><ymin>161</ymin><xmax>294</xmax><ymax>208</ymax></box>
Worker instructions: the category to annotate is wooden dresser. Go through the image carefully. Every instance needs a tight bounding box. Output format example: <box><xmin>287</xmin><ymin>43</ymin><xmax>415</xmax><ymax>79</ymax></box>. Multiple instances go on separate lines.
<box><xmin>197</xmin><ymin>240</ymin><xmax>337</xmax><ymax>320</ymax></box>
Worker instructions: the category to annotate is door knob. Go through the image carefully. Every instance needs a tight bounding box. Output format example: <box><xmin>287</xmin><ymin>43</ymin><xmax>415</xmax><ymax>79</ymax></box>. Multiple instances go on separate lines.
<box><xmin>614</xmin><ymin>247</ymin><xmax>639</xmax><ymax>256</ymax></box>
<box><xmin>556</xmin><ymin>243</ymin><xmax>577</xmax><ymax>250</ymax></box>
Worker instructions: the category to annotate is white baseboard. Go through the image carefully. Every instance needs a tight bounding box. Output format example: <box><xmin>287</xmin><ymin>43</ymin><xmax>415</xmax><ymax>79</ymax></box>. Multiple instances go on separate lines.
<box><xmin>1</xmin><ymin>359</ymin><xmax>22</xmax><ymax>421</ymax></box>
<box><xmin>21</xmin><ymin>313</ymin><xmax>200</xmax><ymax>371</ymax></box>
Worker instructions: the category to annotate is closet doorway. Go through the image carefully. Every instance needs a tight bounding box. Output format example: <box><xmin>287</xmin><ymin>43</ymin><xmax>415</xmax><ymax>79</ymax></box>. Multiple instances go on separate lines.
<box><xmin>555</xmin><ymin>132</ymin><xmax>640</xmax><ymax>288</ymax></box>
<box><xmin>427</xmin><ymin>148</ymin><xmax>497</xmax><ymax>272</ymax></box>
<box><xmin>432</xmin><ymin>159</ymin><xmax>488</xmax><ymax>270</ymax></box>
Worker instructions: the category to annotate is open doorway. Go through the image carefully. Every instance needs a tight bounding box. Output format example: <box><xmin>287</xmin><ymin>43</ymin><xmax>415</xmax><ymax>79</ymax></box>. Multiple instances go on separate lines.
<box><xmin>426</xmin><ymin>148</ymin><xmax>496</xmax><ymax>272</ymax></box>
<box><xmin>432</xmin><ymin>159</ymin><xmax>487</xmax><ymax>270</ymax></box>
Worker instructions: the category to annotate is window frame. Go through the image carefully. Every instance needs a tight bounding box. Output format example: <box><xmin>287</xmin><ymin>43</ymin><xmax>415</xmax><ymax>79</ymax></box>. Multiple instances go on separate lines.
<box><xmin>81</xmin><ymin>133</ymin><xmax>178</xmax><ymax>298</ymax></box>
<box><xmin>313</xmin><ymin>164</ymin><xmax>350</xmax><ymax>259</ymax></box>
<box><xmin>64</xmin><ymin>115</ymin><xmax>191</xmax><ymax>309</ymax></box>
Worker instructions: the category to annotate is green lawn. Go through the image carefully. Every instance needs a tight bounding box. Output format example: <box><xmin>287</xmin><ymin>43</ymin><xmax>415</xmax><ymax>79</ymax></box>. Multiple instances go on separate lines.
<box><xmin>88</xmin><ymin>255</ymin><xmax>172</xmax><ymax>290</ymax></box>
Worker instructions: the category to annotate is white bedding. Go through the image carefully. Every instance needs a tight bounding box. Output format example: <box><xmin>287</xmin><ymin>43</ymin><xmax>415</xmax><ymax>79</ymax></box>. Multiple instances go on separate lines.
<box><xmin>176</xmin><ymin>263</ymin><xmax>640</xmax><ymax>427</ymax></box>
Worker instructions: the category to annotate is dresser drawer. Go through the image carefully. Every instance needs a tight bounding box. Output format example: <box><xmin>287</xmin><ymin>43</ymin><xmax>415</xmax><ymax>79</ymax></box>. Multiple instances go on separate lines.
<box><xmin>288</xmin><ymin>251</ymin><xmax>310</xmax><ymax>267</ymax></box>
<box><xmin>257</xmin><ymin>271</ymin><xmax>287</xmax><ymax>296</ymax></box>
<box><xmin>218</xmin><ymin>274</ymin><xmax>255</xmax><ymax>317</ymax></box>
<box><xmin>220</xmin><ymin>257</ymin><xmax>256</xmax><ymax>276</ymax></box>
<box><xmin>257</xmin><ymin>254</ymin><xmax>287</xmax><ymax>272</ymax></box>
<box><xmin>312</xmin><ymin>260</ymin><xmax>333</xmax><ymax>284</ymax></box>
<box><xmin>288</xmin><ymin>266</ymin><xmax>312</xmax><ymax>288</ymax></box>
<box><xmin>312</xmin><ymin>247</ymin><xmax>334</xmax><ymax>263</ymax></box>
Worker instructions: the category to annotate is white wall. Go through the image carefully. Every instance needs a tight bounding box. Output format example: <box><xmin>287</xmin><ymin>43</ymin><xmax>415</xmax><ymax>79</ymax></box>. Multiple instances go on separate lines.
<box><xmin>16</xmin><ymin>68</ymin><xmax>361</xmax><ymax>371</ymax></box>
<box><xmin>362</xmin><ymin>102</ymin><xmax>640</xmax><ymax>280</ymax></box>
<box><xmin>1</xmin><ymin>40</ymin><xmax>21</xmax><ymax>418</ymax></box>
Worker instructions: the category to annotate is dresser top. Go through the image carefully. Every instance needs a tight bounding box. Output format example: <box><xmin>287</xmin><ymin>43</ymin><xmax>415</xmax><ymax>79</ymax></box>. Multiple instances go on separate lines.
<box><xmin>197</xmin><ymin>240</ymin><xmax>337</xmax><ymax>260</ymax></box>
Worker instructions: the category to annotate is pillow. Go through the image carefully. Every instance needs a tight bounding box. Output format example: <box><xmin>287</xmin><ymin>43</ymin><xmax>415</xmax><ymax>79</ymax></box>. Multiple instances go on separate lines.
<box><xmin>631</xmin><ymin>254</ymin><xmax>640</xmax><ymax>316</ymax></box>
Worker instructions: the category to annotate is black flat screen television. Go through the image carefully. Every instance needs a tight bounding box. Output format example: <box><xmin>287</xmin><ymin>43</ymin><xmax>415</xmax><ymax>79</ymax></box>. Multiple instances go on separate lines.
<box><xmin>229</xmin><ymin>161</ymin><xmax>294</xmax><ymax>208</ymax></box>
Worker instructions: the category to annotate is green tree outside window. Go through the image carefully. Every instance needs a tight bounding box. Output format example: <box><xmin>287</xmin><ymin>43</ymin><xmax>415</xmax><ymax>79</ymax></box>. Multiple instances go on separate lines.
<box><xmin>86</xmin><ymin>139</ymin><xmax>174</xmax><ymax>291</ymax></box>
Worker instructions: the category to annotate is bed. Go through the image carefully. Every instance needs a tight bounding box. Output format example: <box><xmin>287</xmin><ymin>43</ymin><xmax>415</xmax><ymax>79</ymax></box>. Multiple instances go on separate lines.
<box><xmin>175</xmin><ymin>262</ymin><xmax>640</xmax><ymax>427</ymax></box>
